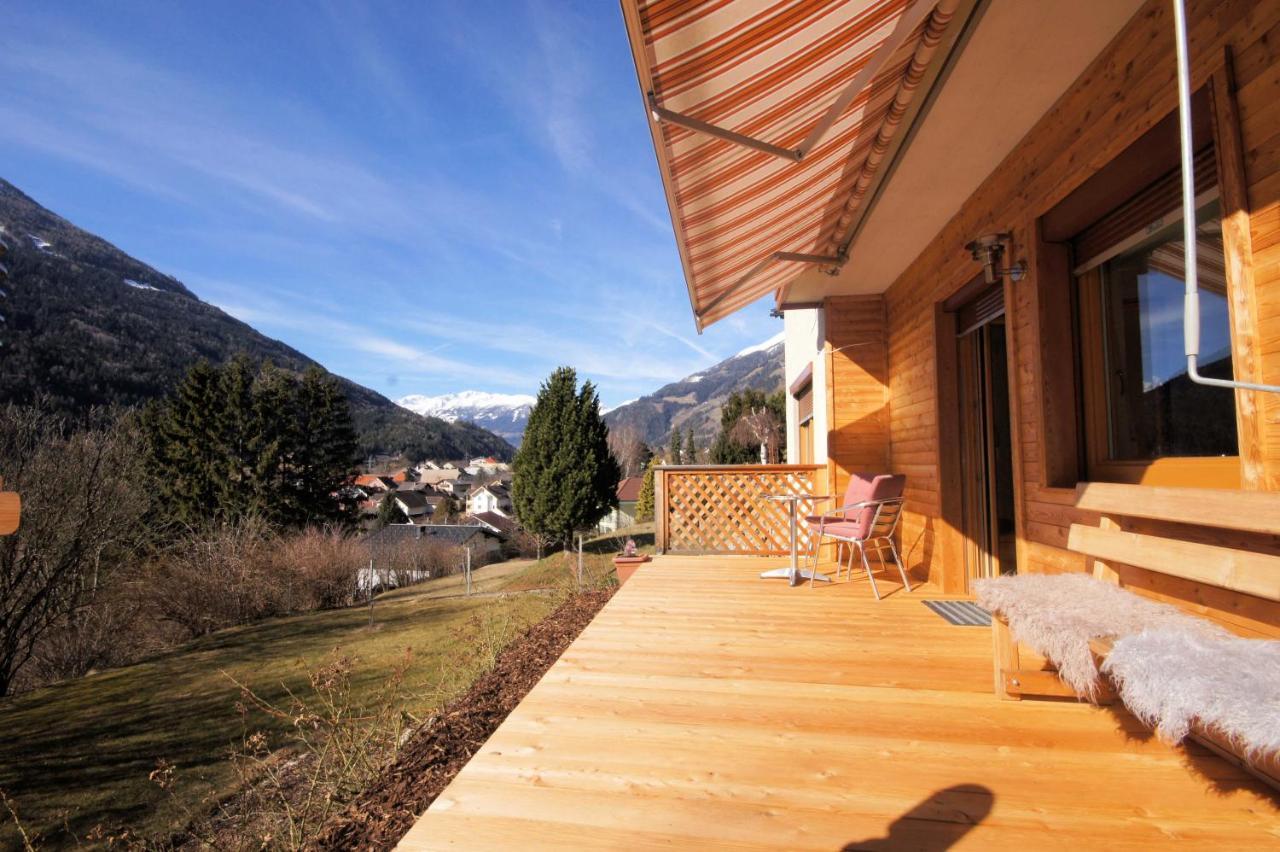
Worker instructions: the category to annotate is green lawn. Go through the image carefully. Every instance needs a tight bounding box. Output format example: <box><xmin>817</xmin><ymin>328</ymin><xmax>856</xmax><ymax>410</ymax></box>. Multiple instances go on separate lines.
<box><xmin>0</xmin><ymin>559</ymin><xmax>565</xmax><ymax>848</ymax></box>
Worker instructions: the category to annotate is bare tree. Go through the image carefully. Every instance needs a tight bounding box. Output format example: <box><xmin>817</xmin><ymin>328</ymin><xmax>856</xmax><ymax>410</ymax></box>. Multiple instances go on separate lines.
<box><xmin>0</xmin><ymin>405</ymin><xmax>151</xmax><ymax>696</ymax></box>
<box><xmin>607</xmin><ymin>426</ymin><xmax>651</xmax><ymax>478</ymax></box>
<box><xmin>729</xmin><ymin>407</ymin><xmax>782</xmax><ymax>464</ymax></box>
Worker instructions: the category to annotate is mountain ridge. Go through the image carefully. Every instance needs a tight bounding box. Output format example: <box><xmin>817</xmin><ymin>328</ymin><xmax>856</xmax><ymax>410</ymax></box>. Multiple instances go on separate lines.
<box><xmin>397</xmin><ymin>390</ymin><xmax>535</xmax><ymax>447</ymax></box>
<box><xmin>603</xmin><ymin>336</ymin><xmax>784</xmax><ymax>448</ymax></box>
<box><xmin>0</xmin><ymin>177</ymin><xmax>515</xmax><ymax>462</ymax></box>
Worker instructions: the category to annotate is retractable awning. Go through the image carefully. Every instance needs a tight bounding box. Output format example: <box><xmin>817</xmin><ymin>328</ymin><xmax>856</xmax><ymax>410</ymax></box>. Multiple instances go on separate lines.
<box><xmin>621</xmin><ymin>0</ymin><xmax>967</xmax><ymax>330</ymax></box>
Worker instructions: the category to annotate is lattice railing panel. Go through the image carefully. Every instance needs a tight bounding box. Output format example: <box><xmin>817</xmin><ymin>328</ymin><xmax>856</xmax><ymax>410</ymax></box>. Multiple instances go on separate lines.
<box><xmin>657</xmin><ymin>465</ymin><xmax>826</xmax><ymax>555</ymax></box>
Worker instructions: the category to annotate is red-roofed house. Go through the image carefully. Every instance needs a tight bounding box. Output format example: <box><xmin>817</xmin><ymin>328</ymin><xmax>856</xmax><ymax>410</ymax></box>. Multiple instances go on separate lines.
<box><xmin>353</xmin><ymin>474</ymin><xmax>394</xmax><ymax>492</ymax></box>
<box><xmin>597</xmin><ymin>476</ymin><xmax>643</xmax><ymax>533</ymax></box>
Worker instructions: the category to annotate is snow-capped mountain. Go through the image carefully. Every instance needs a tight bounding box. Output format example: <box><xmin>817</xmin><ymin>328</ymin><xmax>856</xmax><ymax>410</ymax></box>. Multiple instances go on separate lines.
<box><xmin>397</xmin><ymin>390</ymin><xmax>535</xmax><ymax>446</ymax></box>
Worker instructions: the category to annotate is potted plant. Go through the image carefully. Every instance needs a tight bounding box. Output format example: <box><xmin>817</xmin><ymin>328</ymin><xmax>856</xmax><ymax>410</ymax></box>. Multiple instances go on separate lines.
<box><xmin>612</xmin><ymin>537</ymin><xmax>649</xmax><ymax>585</ymax></box>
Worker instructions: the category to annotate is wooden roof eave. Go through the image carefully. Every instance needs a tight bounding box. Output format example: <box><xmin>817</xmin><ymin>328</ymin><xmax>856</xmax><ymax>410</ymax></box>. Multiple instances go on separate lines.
<box><xmin>622</xmin><ymin>0</ymin><xmax>988</xmax><ymax>329</ymax></box>
<box><xmin>775</xmin><ymin>0</ymin><xmax>988</xmax><ymax>313</ymax></box>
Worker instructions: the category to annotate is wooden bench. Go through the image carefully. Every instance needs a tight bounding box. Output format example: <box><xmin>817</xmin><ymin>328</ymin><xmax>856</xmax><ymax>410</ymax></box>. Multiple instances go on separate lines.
<box><xmin>992</xmin><ymin>481</ymin><xmax>1280</xmax><ymax>790</ymax></box>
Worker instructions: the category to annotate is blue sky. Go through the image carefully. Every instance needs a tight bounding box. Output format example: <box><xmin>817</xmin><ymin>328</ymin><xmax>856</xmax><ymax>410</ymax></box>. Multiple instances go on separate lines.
<box><xmin>0</xmin><ymin>1</ymin><xmax>780</xmax><ymax>407</ymax></box>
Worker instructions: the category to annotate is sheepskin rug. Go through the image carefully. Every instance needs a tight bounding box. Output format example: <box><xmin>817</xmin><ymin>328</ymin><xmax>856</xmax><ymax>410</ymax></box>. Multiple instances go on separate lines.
<box><xmin>973</xmin><ymin>573</ymin><xmax>1218</xmax><ymax>699</ymax></box>
<box><xmin>1104</xmin><ymin>628</ymin><xmax>1280</xmax><ymax>760</ymax></box>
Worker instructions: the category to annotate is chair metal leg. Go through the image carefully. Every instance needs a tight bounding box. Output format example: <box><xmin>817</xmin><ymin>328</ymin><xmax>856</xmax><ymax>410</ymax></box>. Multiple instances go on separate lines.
<box><xmin>889</xmin><ymin>538</ymin><xmax>912</xmax><ymax>593</ymax></box>
<box><xmin>859</xmin><ymin>541</ymin><xmax>881</xmax><ymax>600</ymax></box>
<box><xmin>844</xmin><ymin>541</ymin><xmax>855</xmax><ymax>581</ymax></box>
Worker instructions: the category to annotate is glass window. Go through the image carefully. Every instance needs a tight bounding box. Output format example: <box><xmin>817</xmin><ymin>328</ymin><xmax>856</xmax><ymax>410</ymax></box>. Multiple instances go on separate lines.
<box><xmin>1092</xmin><ymin>200</ymin><xmax>1237</xmax><ymax>461</ymax></box>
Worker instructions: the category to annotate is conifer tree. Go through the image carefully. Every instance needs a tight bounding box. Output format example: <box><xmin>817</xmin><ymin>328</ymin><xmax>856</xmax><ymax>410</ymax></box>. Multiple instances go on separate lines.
<box><xmin>215</xmin><ymin>354</ymin><xmax>262</xmax><ymax>518</ymax></box>
<box><xmin>149</xmin><ymin>360</ymin><xmax>223</xmax><ymax>526</ymax></box>
<box><xmin>148</xmin><ymin>356</ymin><xmax>357</xmax><ymax>529</ymax></box>
<box><xmin>684</xmin><ymin>428</ymin><xmax>697</xmax><ymax>465</ymax></box>
<box><xmin>635</xmin><ymin>457</ymin><xmax>657</xmax><ymax>522</ymax></box>
<box><xmin>251</xmin><ymin>362</ymin><xmax>298</xmax><ymax>514</ymax></box>
<box><xmin>513</xmin><ymin>367</ymin><xmax>620</xmax><ymax>554</ymax></box>
<box><xmin>667</xmin><ymin>429</ymin><xmax>682</xmax><ymax>465</ymax></box>
<box><xmin>375</xmin><ymin>493</ymin><xmax>407</xmax><ymax>528</ymax></box>
<box><xmin>292</xmin><ymin>366</ymin><xmax>358</xmax><ymax>524</ymax></box>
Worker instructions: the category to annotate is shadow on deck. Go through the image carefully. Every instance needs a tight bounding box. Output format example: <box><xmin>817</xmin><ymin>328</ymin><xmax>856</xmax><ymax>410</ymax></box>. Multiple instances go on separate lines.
<box><xmin>399</xmin><ymin>555</ymin><xmax>1278</xmax><ymax>849</ymax></box>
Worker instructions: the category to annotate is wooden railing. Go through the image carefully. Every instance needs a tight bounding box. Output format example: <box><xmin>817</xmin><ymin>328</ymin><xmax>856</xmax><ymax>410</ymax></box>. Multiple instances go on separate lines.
<box><xmin>654</xmin><ymin>464</ymin><xmax>828</xmax><ymax>555</ymax></box>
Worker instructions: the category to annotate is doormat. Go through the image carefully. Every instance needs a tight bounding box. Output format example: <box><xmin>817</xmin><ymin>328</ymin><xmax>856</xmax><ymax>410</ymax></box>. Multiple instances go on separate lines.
<box><xmin>923</xmin><ymin>600</ymin><xmax>991</xmax><ymax>626</ymax></box>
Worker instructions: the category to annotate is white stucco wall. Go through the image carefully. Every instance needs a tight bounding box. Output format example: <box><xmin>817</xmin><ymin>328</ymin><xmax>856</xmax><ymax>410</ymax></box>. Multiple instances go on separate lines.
<box><xmin>783</xmin><ymin>307</ymin><xmax>827</xmax><ymax>465</ymax></box>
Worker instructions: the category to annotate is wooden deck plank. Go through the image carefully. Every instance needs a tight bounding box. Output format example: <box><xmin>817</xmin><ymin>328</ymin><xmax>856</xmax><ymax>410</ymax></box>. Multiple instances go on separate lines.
<box><xmin>399</xmin><ymin>556</ymin><xmax>1280</xmax><ymax>850</ymax></box>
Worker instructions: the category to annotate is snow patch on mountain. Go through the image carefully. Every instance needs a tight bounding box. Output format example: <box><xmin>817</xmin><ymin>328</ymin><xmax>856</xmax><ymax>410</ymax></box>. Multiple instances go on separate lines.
<box><xmin>397</xmin><ymin>390</ymin><xmax>536</xmax><ymax>446</ymax></box>
<box><xmin>734</xmin><ymin>330</ymin><xmax>785</xmax><ymax>358</ymax></box>
<box><xmin>601</xmin><ymin>398</ymin><xmax>637</xmax><ymax>416</ymax></box>
<box><xmin>124</xmin><ymin>278</ymin><xmax>161</xmax><ymax>291</ymax></box>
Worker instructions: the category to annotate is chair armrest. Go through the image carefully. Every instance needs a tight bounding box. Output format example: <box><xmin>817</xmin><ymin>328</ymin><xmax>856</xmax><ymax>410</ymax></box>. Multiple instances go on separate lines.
<box><xmin>811</xmin><ymin>497</ymin><xmax>905</xmax><ymax>525</ymax></box>
<box><xmin>811</xmin><ymin>500</ymin><xmax>873</xmax><ymax>524</ymax></box>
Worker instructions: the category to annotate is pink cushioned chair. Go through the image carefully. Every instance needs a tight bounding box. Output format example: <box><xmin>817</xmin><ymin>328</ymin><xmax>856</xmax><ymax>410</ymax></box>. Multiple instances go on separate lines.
<box><xmin>805</xmin><ymin>473</ymin><xmax>910</xmax><ymax>598</ymax></box>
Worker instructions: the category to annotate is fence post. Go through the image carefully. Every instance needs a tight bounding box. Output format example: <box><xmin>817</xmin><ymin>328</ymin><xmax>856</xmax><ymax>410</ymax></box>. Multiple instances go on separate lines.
<box><xmin>576</xmin><ymin>534</ymin><xmax>583</xmax><ymax>589</ymax></box>
<box><xmin>465</xmin><ymin>546</ymin><xmax>472</xmax><ymax>596</ymax></box>
<box><xmin>367</xmin><ymin>558</ymin><xmax>375</xmax><ymax>627</ymax></box>
<box><xmin>655</xmin><ymin>467</ymin><xmax>667</xmax><ymax>554</ymax></box>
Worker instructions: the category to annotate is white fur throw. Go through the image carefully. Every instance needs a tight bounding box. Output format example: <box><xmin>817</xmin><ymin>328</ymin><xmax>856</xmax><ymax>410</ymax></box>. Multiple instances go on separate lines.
<box><xmin>1104</xmin><ymin>628</ymin><xmax>1280</xmax><ymax>760</ymax></box>
<box><xmin>974</xmin><ymin>573</ymin><xmax>1216</xmax><ymax>699</ymax></box>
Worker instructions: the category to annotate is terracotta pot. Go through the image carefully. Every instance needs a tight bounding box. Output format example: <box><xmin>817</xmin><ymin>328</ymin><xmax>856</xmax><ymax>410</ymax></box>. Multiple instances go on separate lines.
<box><xmin>612</xmin><ymin>554</ymin><xmax>650</xmax><ymax>585</ymax></box>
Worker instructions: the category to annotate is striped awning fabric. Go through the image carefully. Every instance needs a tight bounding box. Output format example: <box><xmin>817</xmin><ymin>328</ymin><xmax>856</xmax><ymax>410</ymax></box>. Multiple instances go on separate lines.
<box><xmin>622</xmin><ymin>0</ymin><xmax>960</xmax><ymax>329</ymax></box>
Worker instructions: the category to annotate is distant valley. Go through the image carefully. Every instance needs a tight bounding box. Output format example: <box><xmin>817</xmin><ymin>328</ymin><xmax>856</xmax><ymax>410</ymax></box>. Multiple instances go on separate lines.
<box><xmin>0</xmin><ymin>178</ymin><xmax>514</xmax><ymax>461</ymax></box>
<box><xmin>399</xmin><ymin>334</ymin><xmax>786</xmax><ymax>451</ymax></box>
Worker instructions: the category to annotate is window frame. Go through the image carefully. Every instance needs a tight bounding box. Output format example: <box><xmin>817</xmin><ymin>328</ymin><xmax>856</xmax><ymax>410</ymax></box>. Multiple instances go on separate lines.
<box><xmin>1076</xmin><ymin>265</ymin><xmax>1240</xmax><ymax>488</ymax></box>
<box><xmin>1032</xmin><ymin>65</ymin><xmax>1253</xmax><ymax>491</ymax></box>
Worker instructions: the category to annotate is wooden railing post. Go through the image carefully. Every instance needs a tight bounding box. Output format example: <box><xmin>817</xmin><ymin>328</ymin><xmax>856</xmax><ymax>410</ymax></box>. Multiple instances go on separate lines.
<box><xmin>655</xmin><ymin>467</ymin><xmax>668</xmax><ymax>554</ymax></box>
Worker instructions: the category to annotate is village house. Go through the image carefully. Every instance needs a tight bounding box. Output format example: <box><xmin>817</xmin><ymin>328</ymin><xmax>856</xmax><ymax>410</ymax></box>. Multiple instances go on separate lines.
<box><xmin>391</xmin><ymin>490</ymin><xmax>432</xmax><ymax>522</ymax></box>
<box><xmin>436</xmin><ymin>473</ymin><xmax>474</xmax><ymax>496</ymax></box>
<box><xmin>466</xmin><ymin>510</ymin><xmax>515</xmax><ymax>539</ymax></box>
<box><xmin>352</xmin><ymin>473</ymin><xmax>394</xmax><ymax>492</ymax></box>
<box><xmin>416</xmin><ymin>467</ymin><xmax>462</xmax><ymax>489</ymax></box>
<box><xmin>364</xmin><ymin>522</ymin><xmax>504</xmax><ymax>560</ymax></box>
<box><xmin>597</xmin><ymin>476</ymin><xmax>643</xmax><ymax>533</ymax></box>
<box><xmin>466</xmin><ymin>482</ymin><xmax>512</xmax><ymax>517</ymax></box>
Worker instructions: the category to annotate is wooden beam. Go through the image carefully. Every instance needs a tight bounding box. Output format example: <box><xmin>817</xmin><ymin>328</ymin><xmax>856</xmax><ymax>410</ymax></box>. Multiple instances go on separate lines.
<box><xmin>1067</xmin><ymin>523</ymin><xmax>1280</xmax><ymax>602</ymax></box>
<box><xmin>1002</xmin><ymin>669</ymin><xmax>1081</xmax><ymax>700</ymax></box>
<box><xmin>1073</xmin><ymin>482</ymin><xmax>1280</xmax><ymax>535</ymax></box>
<box><xmin>992</xmin><ymin>617</ymin><xmax>1020</xmax><ymax>700</ymax></box>
<box><xmin>1209</xmin><ymin>47</ymin><xmax>1267</xmax><ymax>492</ymax></box>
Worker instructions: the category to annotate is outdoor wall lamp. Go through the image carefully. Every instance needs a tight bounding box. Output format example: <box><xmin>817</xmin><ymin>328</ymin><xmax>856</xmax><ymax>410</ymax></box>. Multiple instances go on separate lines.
<box><xmin>965</xmin><ymin>233</ymin><xmax>1026</xmax><ymax>284</ymax></box>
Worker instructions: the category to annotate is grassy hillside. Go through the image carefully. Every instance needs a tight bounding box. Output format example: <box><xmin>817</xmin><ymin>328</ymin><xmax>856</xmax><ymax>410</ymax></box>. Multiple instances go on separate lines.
<box><xmin>0</xmin><ymin>560</ymin><xmax>557</xmax><ymax>847</ymax></box>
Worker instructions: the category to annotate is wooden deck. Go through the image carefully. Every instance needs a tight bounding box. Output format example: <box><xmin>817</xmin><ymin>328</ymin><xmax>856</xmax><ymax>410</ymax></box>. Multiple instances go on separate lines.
<box><xmin>399</xmin><ymin>556</ymin><xmax>1279</xmax><ymax>850</ymax></box>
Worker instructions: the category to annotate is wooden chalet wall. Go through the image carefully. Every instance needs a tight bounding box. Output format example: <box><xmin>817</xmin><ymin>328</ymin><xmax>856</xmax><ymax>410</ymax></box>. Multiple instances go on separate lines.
<box><xmin>823</xmin><ymin>295</ymin><xmax>891</xmax><ymax>500</ymax></box>
<box><xmin>825</xmin><ymin>0</ymin><xmax>1280</xmax><ymax>611</ymax></box>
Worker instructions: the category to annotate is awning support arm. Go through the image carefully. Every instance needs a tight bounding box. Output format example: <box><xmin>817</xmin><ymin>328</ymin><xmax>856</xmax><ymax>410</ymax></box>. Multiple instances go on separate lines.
<box><xmin>647</xmin><ymin>0</ymin><xmax>940</xmax><ymax>164</ymax></box>
<box><xmin>1172</xmin><ymin>0</ymin><xmax>1280</xmax><ymax>394</ymax></box>
<box><xmin>648</xmin><ymin>93</ymin><xmax>801</xmax><ymax>162</ymax></box>
<box><xmin>795</xmin><ymin>0</ymin><xmax>941</xmax><ymax>157</ymax></box>
<box><xmin>698</xmin><ymin>251</ymin><xmax>845</xmax><ymax>319</ymax></box>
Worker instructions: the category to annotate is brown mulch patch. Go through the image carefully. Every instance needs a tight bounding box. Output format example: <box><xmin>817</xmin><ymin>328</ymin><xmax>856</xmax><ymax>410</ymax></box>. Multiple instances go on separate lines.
<box><xmin>307</xmin><ymin>588</ymin><xmax>614</xmax><ymax>851</ymax></box>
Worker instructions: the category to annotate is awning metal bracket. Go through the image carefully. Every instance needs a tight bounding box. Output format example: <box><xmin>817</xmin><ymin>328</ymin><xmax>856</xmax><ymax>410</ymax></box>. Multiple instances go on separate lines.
<box><xmin>698</xmin><ymin>251</ymin><xmax>845</xmax><ymax>319</ymax></box>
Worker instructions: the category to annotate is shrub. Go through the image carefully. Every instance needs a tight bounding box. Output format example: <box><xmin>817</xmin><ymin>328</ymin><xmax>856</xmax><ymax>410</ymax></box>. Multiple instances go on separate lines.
<box><xmin>0</xmin><ymin>404</ymin><xmax>152</xmax><ymax>696</ymax></box>
<box><xmin>276</xmin><ymin>527</ymin><xmax>362</xmax><ymax>611</ymax></box>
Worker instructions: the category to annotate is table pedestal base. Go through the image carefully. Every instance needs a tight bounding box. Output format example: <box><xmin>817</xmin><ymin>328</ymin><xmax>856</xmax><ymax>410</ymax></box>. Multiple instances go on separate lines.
<box><xmin>759</xmin><ymin>566</ymin><xmax>833</xmax><ymax>584</ymax></box>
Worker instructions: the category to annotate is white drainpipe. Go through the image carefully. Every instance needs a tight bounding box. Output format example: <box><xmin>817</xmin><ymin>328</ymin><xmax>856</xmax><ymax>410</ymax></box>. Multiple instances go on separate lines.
<box><xmin>1172</xmin><ymin>0</ymin><xmax>1279</xmax><ymax>394</ymax></box>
